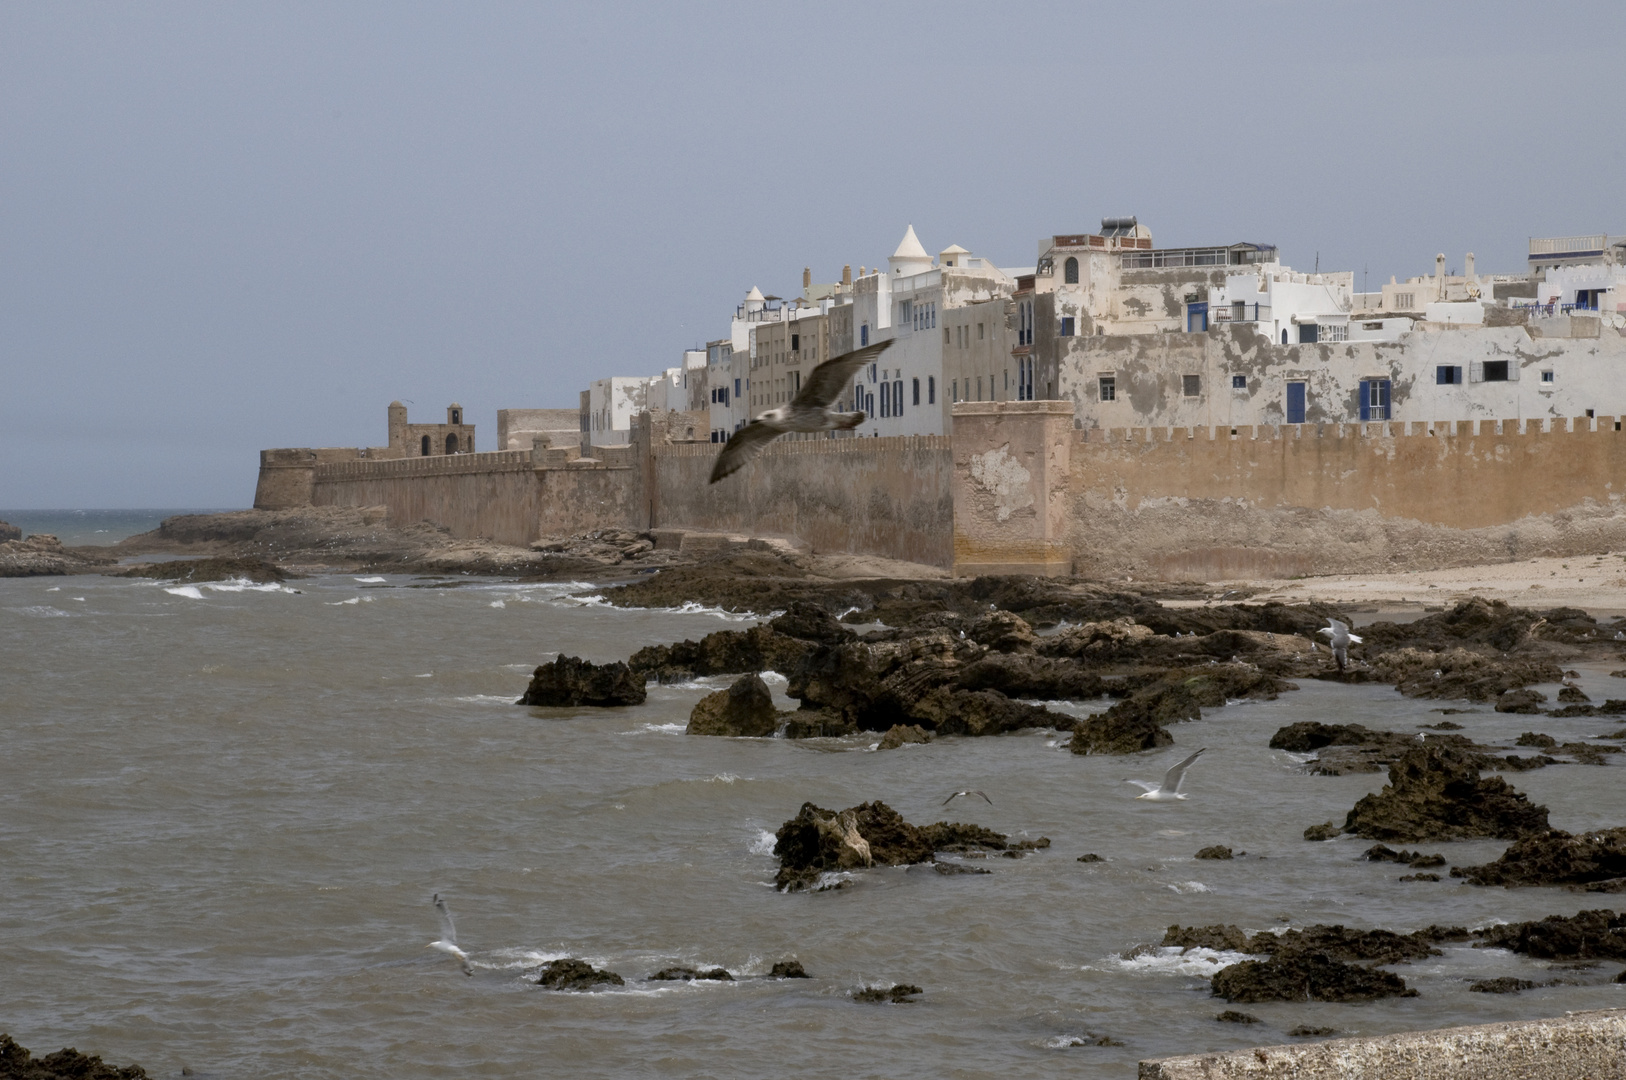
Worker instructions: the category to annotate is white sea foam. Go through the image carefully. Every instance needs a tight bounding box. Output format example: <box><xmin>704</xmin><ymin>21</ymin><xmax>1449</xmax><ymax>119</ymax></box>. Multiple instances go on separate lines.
<box><xmin>1167</xmin><ymin>881</ymin><xmax>1211</xmax><ymax>894</ymax></box>
<box><xmin>45</xmin><ymin>586</ymin><xmax>60</xmax><ymax>592</ymax></box>
<box><xmin>489</xmin><ymin>600</ymin><xmax>506</xmax><ymax>609</ymax></box>
<box><xmin>204</xmin><ymin>579</ymin><xmax>298</xmax><ymax>594</ymax></box>
<box><xmin>749</xmin><ymin>829</ymin><xmax>777</xmax><ymax>856</ymax></box>
<box><xmin>1094</xmin><ymin>946</ymin><xmax>1254</xmax><ymax>978</ymax></box>
<box><xmin>705</xmin><ymin>773</ymin><xmax>739</xmax><ymax>784</ymax></box>
<box><xmin>633</xmin><ymin>722</ymin><xmax>686</xmax><ymax>735</ymax></box>
<box><xmin>12</xmin><ymin>605</ymin><xmax>73</xmax><ymax>617</ymax></box>
<box><xmin>327</xmin><ymin>598</ymin><xmax>361</xmax><ymax>606</ymax></box>
<box><xmin>165</xmin><ymin>586</ymin><xmax>205</xmax><ymax>599</ymax></box>
<box><xmin>454</xmin><ymin>694</ymin><xmax>518</xmax><ymax>705</ymax></box>
<box><xmin>353</xmin><ymin>576</ymin><xmax>386</xmax><ymax>583</ymax></box>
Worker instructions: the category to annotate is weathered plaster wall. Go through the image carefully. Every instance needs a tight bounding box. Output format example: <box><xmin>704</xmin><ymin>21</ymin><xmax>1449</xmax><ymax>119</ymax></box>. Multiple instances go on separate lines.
<box><xmin>951</xmin><ymin>402</ymin><xmax>1073</xmax><ymax>576</ymax></box>
<box><xmin>1067</xmin><ymin>416</ymin><xmax>1626</xmax><ymax>579</ymax></box>
<box><xmin>312</xmin><ymin>451</ymin><xmax>540</xmax><ymax>546</ymax></box>
<box><xmin>654</xmin><ymin>436</ymin><xmax>954</xmax><ymax>566</ymax></box>
<box><xmin>1140</xmin><ymin>1008</ymin><xmax>1626</xmax><ymax>1080</ymax></box>
<box><xmin>1061</xmin><ymin>325</ymin><xmax>1626</xmax><ymax>432</ymax></box>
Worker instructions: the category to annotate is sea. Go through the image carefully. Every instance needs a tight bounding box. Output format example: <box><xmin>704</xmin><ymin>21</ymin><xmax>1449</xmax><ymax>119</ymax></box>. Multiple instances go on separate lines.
<box><xmin>3</xmin><ymin>511</ymin><xmax>1625</xmax><ymax>1078</ymax></box>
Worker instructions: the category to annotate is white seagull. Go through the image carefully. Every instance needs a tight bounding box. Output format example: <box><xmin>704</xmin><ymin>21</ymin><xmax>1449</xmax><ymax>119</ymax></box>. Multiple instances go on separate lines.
<box><xmin>1316</xmin><ymin>618</ymin><xmax>1363</xmax><ymax>672</ymax></box>
<box><xmin>943</xmin><ymin>790</ymin><xmax>993</xmax><ymax>806</ymax></box>
<box><xmin>1125</xmin><ymin>748</ymin><xmax>1207</xmax><ymax>801</ymax></box>
<box><xmin>428</xmin><ymin>893</ymin><xmax>474</xmax><ymax>976</ymax></box>
<box><xmin>709</xmin><ymin>340</ymin><xmax>893</xmax><ymax>483</ymax></box>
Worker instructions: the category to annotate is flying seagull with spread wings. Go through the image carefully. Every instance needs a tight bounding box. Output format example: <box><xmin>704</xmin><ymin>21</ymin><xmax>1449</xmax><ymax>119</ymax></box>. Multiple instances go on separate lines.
<box><xmin>1124</xmin><ymin>748</ymin><xmax>1207</xmax><ymax>802</ymax></box>
<box><xmin>943</xmin><ymin>790</ymin><xmax>993</xmax><ymax>806</ymax></box>
<box><xmin>1317</xmin><ymin>618</ymin><xmax>1363</xmax><ymax>672</ymax></box>
<box><xmin>709</xmin><ymin>340</ymin><xmax>893</xmax><ymax>483</ymax></box>
<box><xmin>428</xmin><ymin>893</ymin><xmax>474</xmax><ymax>976</ymax></box>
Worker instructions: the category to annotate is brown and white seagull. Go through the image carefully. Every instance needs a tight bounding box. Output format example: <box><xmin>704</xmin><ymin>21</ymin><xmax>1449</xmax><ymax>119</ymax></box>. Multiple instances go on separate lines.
<box><xmin>709</xmin><ymin>340</ymin><xmax>892</xmax><ymax>483</ymax></box>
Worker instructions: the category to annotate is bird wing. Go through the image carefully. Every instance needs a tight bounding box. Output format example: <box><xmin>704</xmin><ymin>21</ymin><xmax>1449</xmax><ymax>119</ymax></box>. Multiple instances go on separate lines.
<box><xmin>709</xmin><ymin>420</ymin><xmax>784</xmax><ymax>483</ymax></box>
<box><xmin>1328</xmin><ymin>619</ymin><xmax>1350</xmax><ymax>636</ymax></box>
<box><xmin>1124</xmin><ymin>779</ymin><xmax>1161</xmax><ymax>793</ymax></box>
<box><xmin>1160</xmin><ymin>748</ymin><xmax>1207</xmax><ymax>793</ymax></box>
<box><xmin>971</xmin><ymin>790</ymin><xmax>993</xmax><ymax>805</ymax></box>
<box><xmin>433</xmin><ymin>893</ymin><xmax>457</xmax><ymax>945</ymax></box>
<box><xmin>1347</xmin><ymin>632</ymin><xmax>1364</xmax><ymax>644</ymax></box>
<box><xmin>792</xmin><ymin>341</ymin><xmax>892</xmax><ymax>410</ymax></box>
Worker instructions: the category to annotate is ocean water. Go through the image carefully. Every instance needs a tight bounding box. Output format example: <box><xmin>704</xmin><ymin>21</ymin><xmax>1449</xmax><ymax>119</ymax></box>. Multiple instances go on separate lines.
<box><xmin>0</xmin><ymin>509</ymin><xmax>235</xmax><ymax>548</ymax></box>
<box><xmin>3</xmin><ymin>570</ymin><xmax>1625</xmax><ymax>1079</ymax></box>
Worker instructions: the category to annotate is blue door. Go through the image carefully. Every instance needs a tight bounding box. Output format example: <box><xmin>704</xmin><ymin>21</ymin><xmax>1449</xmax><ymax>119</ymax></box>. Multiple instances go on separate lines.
<box><xmin>1186</xmin><ymin>302</ymin><xmax>1208</xmax><ymax>332</ymax></box>
<box><xmin>1286</xmin><ymin>382</ymin><xmax>1306</xmax><ymax>424</ymax></box>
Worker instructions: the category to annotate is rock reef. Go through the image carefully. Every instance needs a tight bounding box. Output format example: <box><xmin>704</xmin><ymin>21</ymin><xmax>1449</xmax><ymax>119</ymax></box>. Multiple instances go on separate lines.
<box><xmin>0</xmin><ymin>1034</ymin><xmax>147</xmax><ymax>1079</ymax></box>
<box><xmin>1336</xmin><ymin>744</ymin><xmax>1552</xmax><ymax>842</ymax></box>
<box><xmin>686</xmin><ymin>674</ymin><xmax>777</xmax><ymax>736</ymax></box>
<box><xmin>536</xmin><ymin>958</ymin><xmax>624</xmax><ymax>990</ymax></box>
<box><xmin>1451</xmin><ymin>828</ymin><xmax>1626</xmax><ymax>890</ymax></box>
<box><xmin>518</xmin><ymin>657</ymin><xmax>646</xmax><ymax>707</ymax></box>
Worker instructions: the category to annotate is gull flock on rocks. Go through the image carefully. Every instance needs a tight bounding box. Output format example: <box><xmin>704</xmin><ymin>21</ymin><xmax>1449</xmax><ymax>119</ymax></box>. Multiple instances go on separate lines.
<box><xmin>709</xmin><ymin>341</ymin><xmax>892</xmax><ymax>483</ymax></box>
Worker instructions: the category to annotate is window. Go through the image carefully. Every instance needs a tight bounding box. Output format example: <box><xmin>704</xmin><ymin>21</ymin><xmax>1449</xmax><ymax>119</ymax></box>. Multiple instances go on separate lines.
<box><xmin>928</xmin><ymin>377</ymin><xmax>935</xmax><ymax>404</ymax></box>
<box><xmin>977</xmin><ymin>322</ymin><xmax>984</xmax><ymax>340</ymax></box>
<box><xmin>894</xmin><ymin>380</ymin><xmax>903</xmax><ymax>414</ymax></box>
<box><xmin>1483</xmin><ymin>360</ymin><xmax>1509</xmax><ymax>382</ymax></box>
<box><xmin>1060</xmin><ymin>316</ymin><xmax>1075</xmax><ymax>337</ymax></box>
<box><xmin>952</xmin><ymin>380</ymin><xmax>959</xmax><ymax>402</ymax></box>
<box><xmin>1286</xmin><ymin>381</ymin><xmax>1306</xmax><ymax>423</ymax></box>
<box><xmin>1395</xmin><ymin>292</ymin><xmax>1414</xmax><ymax>308</ymax></box>
<box><xmin>1322</xmin><ymin>323</ymin><xmax>1348</xmax><ymax>343</ymax></box>
<box><xmin>1064</xmin><ymin>256</ymin><xmax>1079</xmax><ymax>284</ymax></box>
<box><xmin>860</xmin><ymin>324</ymin><xmax>869</xmax><ymax>346</ymax></box>
<box><xmin>1359</xmin><ymin>379</ymin><xmax>1391</xmax><ymax>421</ymax></box>
<box><xmin>880</xmin><ymin>382</ymin><xmax>890</xmax><ymax>418</ymax></box>
<box><xmin>944</xmin><ymin>327</ymin><xmax>950</xmax><ymax>345</ymax></box>
<box><xmin>1541</xmin><ymin>370</ymin><xmax>1554</xmax><ymax>383</ymax></box>
<box><xmin>1182</xmin><ymin>375</ymin><xmax>1201</xmax><ymax>397</ymax></box>
<box><xmin>1299</xmin><ymin>323</ymin><xmax>1319</xmax><ymax>344</ymax></box>
<box><xmin>1099</xmin><ymin>375</ymin><xmax>1115</xmax><ymax>402</ymax></box>
<box><xmin>734</xmin><ymin>378</ymin><xmax>741</xmax><ymax>396</ymax></box>
<box><xmin>1436</xmin><ymin>365</ymin><xmax>1462</xmax><ymax>385</ymax></box>
<box><xmin>1281</xmin><ymin>328</ymin><xmax>1288</xmax><ymax>344</ymax></box>
<box><xmin>912</xmin><ymin>378</ymin><xmax>921</xmax><ymax>406</ymax></box>
<box><xmin>791</xmin><ymin>333</ymin><xmax>799</xmax><ymax>351</ymax></box>
<box><xmin>976</xmin><ymin>376</ymin><xmax>983</xmax><ymax>401</ymax></box>
<box><xmin>1363</xmin><ymin>321</ymin><xmax>1383</xmax><ymax>331</ymax></box>
<box><xmin>1231</xmin><ymin>375</ymin><xmax>1247</xmax><ymax>390</ymax></box>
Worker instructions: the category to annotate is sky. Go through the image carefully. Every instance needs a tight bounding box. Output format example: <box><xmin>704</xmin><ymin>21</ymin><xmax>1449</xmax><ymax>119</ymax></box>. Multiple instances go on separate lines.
<box><xmin>3</xmin><ymin>1</ymin><xmax>1623</xmax><ymax>508</ymax></box>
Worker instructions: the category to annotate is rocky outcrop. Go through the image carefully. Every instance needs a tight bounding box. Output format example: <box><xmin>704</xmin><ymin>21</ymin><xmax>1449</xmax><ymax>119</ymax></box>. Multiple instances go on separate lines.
<box><xmin>853</xmin><ymin>983</ymin><xmax>921</xmax><ymax>1003</ymax></box>
<box><xmin>1451</xmin><ymin>828</ymin><xmax>1626</xmax><ymax>889</ymax></box>
<box><xmin>0</xmin><ymin>520</ymin><xmax>20</xmax><ymax>542</ymax></box>
<box><xmin>1163</xmin><ymin>922</ymin><xmax>1463</xmax><ymax>966</ymax></box>
<box><xmin>1470</xmin><ymin>910</ymin><xmax>1626</xmax><ymax>960</ymax></box>
<box><xmin>779</xmin><ymin>709</ymin><xmax>859</xmax><ymax>739</ymax></box>
<box><xmin>628</xmin><ymin>626</ymin><xmax>810</xmax><ymax>684</ymax></box>
<box><xmin>687</xmin><ymin>674</ymin><xmax>778</xmax><ymax>736</ymax></box>
<box><xmin>770</xmin><ymin>800</ymin><xmax>1032</xmax><ymax>891</ymax></box>
<box><xmin>114</xmin><ymin>555</ymin><xmax>294</xmax><ymax>584</ymax></box>
<box><xmin>769</xmin><ymin>602</ymin><xmax>856</xmax><ymax>646</ymax></box>
<box><xmin>1211</xmin><ymin>953</ymin><xmax>1416</xmax><ymax>1003</ymax></box>
<box><xmin>648</xmin><ymin>965</ymin><xmax>732</xmax><ymax>981</ymax></box>
<box><xmin>769</xmin><ymin>960</ymin><xmax>809</xmax><ymax>978</ymax></box>
<box><xmin>0</xmin><ymin>1034</ymin><xmax>148</xmax><ymax>1079</ymax></box>
<box><xmin>537</xmin><ymin>958</ymin><xmax>624</xmax><ymax>989</ymax></box>
<box><xmin>1194</xmin><ymin>846</ymin><xmax>1234</xmax><ymax>860</ymax></box>
<box><xmin>1071</xmin><ymin>666</ymin><xmax>1292</xmax><ymax>755</ymax></box>
<box><xmin>877</xmin><ymin>723</ymin><xmax>931</xmax><ymax>749</ymax></box>
<box><xmin>518</xmin><ymin>656</ymin><xmax>646</xmax><ymax>707</ymax></box>
<box><xmin>0</xmin><ymin>534</ymin><xmax>115</xmax><ymax>577</ymax></box>
<box><xmin>1337</xmin><ymin>744</ymin><xmax>1552</xmax><ymax>842</ymax></box>
<box><xmin>1363</xmin><ymin>844</ymin><xmax>1445</xmax><ymax>869</ymax></box>
<box><xmin>1270</xmin><ymin>723</ymin><xmax>1556</xmax><ymax>776</ymax></box>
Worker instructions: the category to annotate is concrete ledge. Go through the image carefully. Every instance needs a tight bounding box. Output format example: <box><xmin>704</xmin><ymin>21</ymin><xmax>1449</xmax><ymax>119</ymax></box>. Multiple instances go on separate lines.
<box><xmin>1138</xmin><ymin>1009</ymin><xmax>1626</xmax><ymax>1080</ymax></box>
<box><xmin>953</xmin><ymin>559</ymin><xmax>1072</xmax><ymax>579</ymax></box>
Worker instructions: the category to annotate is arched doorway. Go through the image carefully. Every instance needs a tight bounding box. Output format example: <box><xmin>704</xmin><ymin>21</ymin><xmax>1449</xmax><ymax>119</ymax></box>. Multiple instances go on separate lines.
<box><xmin>421</xmin><ymin>435</ymin><xmax>431</xmax><ymax>456</ymax></box>
<box><xmin>445</xmin><ymin>433</ymin><xmax>459</xmax><ymax>454</ymax></box>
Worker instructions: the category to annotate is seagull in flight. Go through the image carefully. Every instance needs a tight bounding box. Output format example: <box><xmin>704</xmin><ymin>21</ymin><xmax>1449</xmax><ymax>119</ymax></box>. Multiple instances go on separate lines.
<box><xmin>1317</xmin><ymin>618</ymin><xmax>1362</xmax><ymax>672</ymax></box>
<box><xmin>1125</xmin><ymin>748</ymin><xmax>1207</xmax><ymax>801</ymax></box>
<box><xmin>943</xmin><ymin>790</ymin><xmax>993</xmax><ymax>806</ymax></box>
<box><xmin>709</xmin><ymin>340</ymin><xmax>893</xmax><ymax>483</ymax></box>
<box><xmin>428</xmin><ymin>893</ymin><xmax>474</xmax><ymax>976</ymax></box>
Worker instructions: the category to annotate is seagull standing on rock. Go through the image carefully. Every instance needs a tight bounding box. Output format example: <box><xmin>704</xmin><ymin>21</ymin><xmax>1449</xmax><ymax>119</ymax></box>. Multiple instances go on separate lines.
<box><xmin>1125</xmin><ymin>749</ymin><xmax>1207</xmax><ymax>802</ymax></box>
<box><xmin>709</xmin><ymin>341</ymin><xmax>892</xmax><ymax>483</ymax></box>
<box><xmin>1317</xmin><ymin>618</ymin><xmax>1362</xmax><ymax>672</ymax></box>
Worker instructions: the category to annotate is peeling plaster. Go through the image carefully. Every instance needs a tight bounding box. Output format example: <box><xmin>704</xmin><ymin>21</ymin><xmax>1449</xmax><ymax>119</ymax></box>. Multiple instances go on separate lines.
<box><xmin>969</xmin><ymin>444</ymin><xmax>1033</xmax><ymax>522</ymax></box>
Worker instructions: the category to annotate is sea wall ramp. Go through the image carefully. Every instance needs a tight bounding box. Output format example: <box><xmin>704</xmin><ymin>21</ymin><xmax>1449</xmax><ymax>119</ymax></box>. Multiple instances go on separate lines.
<box><xmin>1138</xmin><ymin>1009</ymin><xmax>1626</xmax><ymax>1080</ymax></box>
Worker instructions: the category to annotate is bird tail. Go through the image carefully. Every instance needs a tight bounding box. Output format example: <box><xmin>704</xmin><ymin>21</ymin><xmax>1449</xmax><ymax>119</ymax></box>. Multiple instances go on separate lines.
<box><xmin>838</xmin><ymin>411</ymin><xmax>865</xmax><ymax>430</ymax></box>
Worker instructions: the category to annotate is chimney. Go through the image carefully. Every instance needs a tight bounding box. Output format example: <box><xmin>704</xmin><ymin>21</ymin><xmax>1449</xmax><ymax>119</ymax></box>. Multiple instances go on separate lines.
<box><xmin>1464</xmin><ymin>252</ymin><xmax>1475</xmax><ymax>280</ymax></box>
<box><xmin>803</xmin><ymin>267</ymin><xmax>812</xmax><ymax>290</ymax></box>
<box><xmin>1435</xmin><ymin>253</ymin><xmax>1446</xmax><ymax>300</ymax></box>
<box><xmin>842</xmin><ymin>264</ymin><xmax>852</xmax><ymax>288</ymax></box>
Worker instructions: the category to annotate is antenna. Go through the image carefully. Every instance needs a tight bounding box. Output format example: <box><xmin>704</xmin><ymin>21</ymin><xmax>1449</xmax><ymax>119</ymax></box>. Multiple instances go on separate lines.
<box><xmin>1314</xmin><ymin>251</ymin><xmax>1319</xmax><ymax>274</ymax></box>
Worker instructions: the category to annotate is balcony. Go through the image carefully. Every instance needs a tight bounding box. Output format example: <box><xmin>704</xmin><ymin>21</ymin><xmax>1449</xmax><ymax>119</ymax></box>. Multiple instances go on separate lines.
<box><xmin>1211</xmin><ymin>303</ymin><xmax>1272</xmax><ymax>324</ymax></box>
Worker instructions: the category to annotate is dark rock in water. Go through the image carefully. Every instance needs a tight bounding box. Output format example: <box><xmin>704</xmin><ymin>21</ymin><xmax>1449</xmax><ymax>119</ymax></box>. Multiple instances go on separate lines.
<box><xmin>853</xmin><ymin>983</ymin><xmax>921</xmax><ymax>1003</ymax></box>
<box><xmin>1361</xmin><ymin>640</ymin><xmax>1565</xmax><ymax>702</ymax></box>
<box><xmin>1289</xmin><ymin>1026</ymin><xmax>1339</xmax><ymax>1037</ymax></box>
<box><xmin>1216</xmin><ymin>1010</ymin><xmax>1260</xmax><ymax>1024</ymax></box>
<box><xmin>0</xmin><ymin>1034</ymin><xmax>149</xmax><ymax>1079</ymax></box>
<box><xmin>1469</xmin><ymin>977</ymin><xmax>1539</xmax><ymax>994</ymax></box>
<box><xmin>779</xmin><ymin>709</ymin><xmax>859</xmax><ymax>739</ymax></box>
<box><xmin>1363</xmin><ymin>844</ymin><xmax>1446</xmax><ymax>868</ymax></box>
<box><xmin>1425</xmin><ymin>719</ymin><xmax>1466</xmax><ymax>729</ymax></box>
<box><xmin>628</xmin><ymin>625</ymin><xmax>809</xmax><ymax>684</ymax></box>
<box><xmin>769</xmin><ymin>960</ymin><xmax>809</xmax><ymax>978</ymax></box>
<box><xmin>1194</xmin><ymin>845</ymin><xmax>1234</xmax><ymax>860</ymax></box>
<box><xmin>1050</xmin><ymin>1033</ymin><xmax>1125</xmax><ymax>1047</ymax></box>
<box><xmin>1451</xmin><ymin>828</ymin><xmax>1626</xmax><ymax>889</ymax></box>
<box><xmin>954</xmin><ymin>652</ymin><xmax>1106</xmax><ymax>702</ymax></box>
<box><xmin>519</xmin><ymin>656</ymin><xmax>646</xmax><ymax>707</ymax></box>
<box><xmin>932</xmin><ymin>861</ymin><xmax>991</xmax><ymax>875</ymax></box>
<box><xmin>1072</xmin><ymin>666</ymin><xmax>1291</xmax><ymax>755</ymax></box>
<box><xmin>0</xmin><ymin>520</ymin><xmax>20</xmax><ymax>542</ymax></box>
<box><xmin>1516</xmin><ymin>732</ymin><xmax>1559</xmax><ymax>748</ymax></box>
<box><xmin>1615</xmin><ymin>969</ymin><xmax>1626</xmax><ymax>984</ymax></box>
<box><xmin>1304</xmin><ymin>821</ymin><xmax>1342</xmax><ymax>842</ymax></box>
<box><xmin>1495</xmin><ymin>688</ymin><xmax>1547</xmax><ymax>714</ymax></box>
<box><xmin>1398</xmin><ymin>873</ymin><xmax>1441</xmax><ymax>882</ymax></box>
<box><xmin>964</xmin><ymin>610</ymin><xmax>1039</xmax><ymax>652</ymax></box>
<box><xmin>537</xmin><ymin>958</ymin><xmax>624</xmax><ymax>990</ymax></box>
<box><xmin>1246</xmin><ymin>925</ymin><xmax>1446</xmax><ymax>965</ymax></box>
<box><xmin>1341</xmin><ymin>744</ymin><xmax>1550</xmax><ymax>842</ymax></box>
<box><xmin>910</xmin><ymin>687</ymin><xmax>1064</xmax><ymax>737</ymax></box>
<box><xmin>1470</xmin><ymin>910</ymin><xmax>1626</xmax><ymax>960</ymax></box>
<box><xmin>771</xmin><ymin>800</ymin><xmax>1017</xmax><ymax>891</ymax></box>
<box><xmin>877</xmin><ymin>723</ymin><xmax>931</xmax><ymax>749</ymax></box>
<box><xmin>1162</xmin><ymin>924</ymin><xmax>1249</xmax><ymax>952</ymax></box>
<box><xmin>113</xmin><ymin>555</ymin><xmax>294</xmax><ymax>584</ymax></box>
<box><xmin>1272</xmin><ymin>722</ymin><xmax>1439</xmax><ymax>775</ymax></box>
<box><xmin>648</xmin><ymin>965</ymin><xmax>732</xmax><ymax>981</ymax></box>
<box><xmin>1558</xmin><ymin>685</ymin><xmax>1591</xmax><ymax>703</ymax></box>
<box><xmin>687</xmin><ymin>673</ymin><xmax>777</xmax><ymax>736</ymax></box>
<box><xmin>1212</xmin><ymin>953</ymin><xmax>1416</xmax><ymax>1003</ymax></box>
<box><xmin>1076</xmin><ymin>853</ymin><xmax>1103</xmax><ymax>863</ymax></box>
<box><xmin>769</xmin><ymin>601</ymin><xmax>857</xmax><ymax>645</ymax></box>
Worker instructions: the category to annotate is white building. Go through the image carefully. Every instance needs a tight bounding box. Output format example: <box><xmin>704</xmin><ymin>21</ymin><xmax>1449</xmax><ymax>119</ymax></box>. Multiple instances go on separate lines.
<box><xmin>1209</xmin><ymin>268</ymin><xmax>1360</xmax><ymax>345</ymax></box>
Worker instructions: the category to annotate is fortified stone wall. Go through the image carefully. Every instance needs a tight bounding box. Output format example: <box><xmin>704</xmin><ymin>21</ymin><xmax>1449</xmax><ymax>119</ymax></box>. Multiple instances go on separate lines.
<box><xmin>311</xmin><ymin>451</ymin><xmax>539</xmax><ymax>547</ymax></box>
<box><xmin>255</xmin><ymin>448</ymin><xmax>372</xmax><ymax>510</ymax></box>
<box><xmin>654</xmin><ymin>436</ymin><xmax>955</xmax><ymax>567</ymax></box>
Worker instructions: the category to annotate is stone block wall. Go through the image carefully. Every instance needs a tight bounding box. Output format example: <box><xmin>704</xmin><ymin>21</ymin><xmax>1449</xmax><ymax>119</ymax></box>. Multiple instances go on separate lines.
<box><xmin>311</xmin><ymin>451</ymin><xmax>539</xmax><ymax>546</ymax></box>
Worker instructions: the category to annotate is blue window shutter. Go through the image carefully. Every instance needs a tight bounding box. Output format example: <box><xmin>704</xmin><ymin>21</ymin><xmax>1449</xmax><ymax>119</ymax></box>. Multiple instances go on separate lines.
<box><xmin>1379</xmin><ymin>380</ymin><xmax>1391</xmax><ymax>418</ymax></box>
<box><xmin>1359</xmin><ymin>380</ymin><xmax>1371</xmax><ymax>421</ymax></box>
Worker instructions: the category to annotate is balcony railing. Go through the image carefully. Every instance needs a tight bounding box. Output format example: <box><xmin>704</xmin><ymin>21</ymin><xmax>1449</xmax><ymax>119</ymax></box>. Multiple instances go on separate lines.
<box><xmin>1211</xmin><ymin>303</ymin><xmax>1272</xmax><ymax>324</ymax></box>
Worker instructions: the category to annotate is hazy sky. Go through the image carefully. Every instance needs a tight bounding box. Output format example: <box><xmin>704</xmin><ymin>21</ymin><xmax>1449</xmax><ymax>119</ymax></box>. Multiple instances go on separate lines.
<box><xmin>4</xmin><ymin>2</ymin><xmax>1623</xmax><ymax>508</ymax></box>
